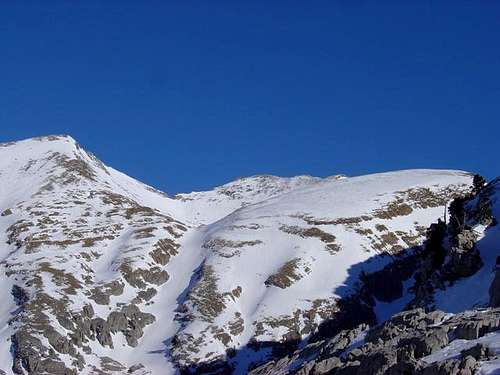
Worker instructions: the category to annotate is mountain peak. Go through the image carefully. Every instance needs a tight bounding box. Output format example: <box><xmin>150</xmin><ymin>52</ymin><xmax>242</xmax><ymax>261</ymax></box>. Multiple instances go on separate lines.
<box><xmin>0</xmin><ymin>134</ymin><xmax>103</xmax><ymax>194</ymax></box>
<box><xmin>32</xmin><ymin>134</ymin><xmax>76</xmax><ymax>143</ymax></box>
<box><xmin>1</xmin><ymin>134</ymin><xmax>78</xmax><ymax>148</ymax></box>
<box><xmin>1</xmin><ymin>136</ymin><xmax>495</xmax><ymax>374</ymax></box>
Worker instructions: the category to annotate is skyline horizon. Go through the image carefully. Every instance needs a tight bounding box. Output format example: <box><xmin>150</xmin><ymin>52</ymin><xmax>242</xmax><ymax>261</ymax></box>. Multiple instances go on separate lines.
<box><xmin>1</xmin><ymin>133</ymin><xmax>486</xmax><ymax>196</ymax></box>
<box><xmin>2</xmin><ymin>2</ymin><xmax>499</xmax><ymax>193</ymax></box>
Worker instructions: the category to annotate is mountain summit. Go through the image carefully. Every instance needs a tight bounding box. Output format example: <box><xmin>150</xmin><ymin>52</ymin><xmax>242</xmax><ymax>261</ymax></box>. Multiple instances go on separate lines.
<box><xmin>2</xmin><ymin>136</ymin><xmax>498</xmax><ymax>374</ymax></box>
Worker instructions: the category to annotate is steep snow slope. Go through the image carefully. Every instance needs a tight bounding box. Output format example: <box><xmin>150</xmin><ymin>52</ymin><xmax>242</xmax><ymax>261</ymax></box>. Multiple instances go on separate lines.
<box><xmin>0</xmin><ymin>136</ymin><xmax>189</xmax><ymax>374</ymax></box>
<box><xmin>0</xmin><ymin>135</ymin><xmax>474</xmax><ymax>374</ymax></box>
<box><xmin>246</xmin><ymin>176</ymin><xmax>500</xmax><ymax>375</ymax></box>
<box><xmin>170</xmin><ymin>170</ymin><xmax>473</xmax><ymax>368</ymax></box>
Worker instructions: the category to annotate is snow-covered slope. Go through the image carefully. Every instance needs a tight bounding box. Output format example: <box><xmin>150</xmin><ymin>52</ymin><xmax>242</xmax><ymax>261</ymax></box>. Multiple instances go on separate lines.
<box><xmin>0</xmin><ymin>136</ymin><xmax>189</xmax><ymax>374</ymax></box>
<box><xmin>251</xmin><ymin>175</ymin><xmax>500</xmax><ymax>375</ymax></box>
<box><xmin>172</xmin><ymin>175</ymin><xmax>345</xmax><ymax>225</ymax></box>
<box><xmin>0</xmin><ymin>135</ymin><xmax>474</xmax><ymax>374</ymax></box>
<box><xmin>170</xmin><ymin>169</ymin><xmax>473</xmax><ymax>369</ymax></box>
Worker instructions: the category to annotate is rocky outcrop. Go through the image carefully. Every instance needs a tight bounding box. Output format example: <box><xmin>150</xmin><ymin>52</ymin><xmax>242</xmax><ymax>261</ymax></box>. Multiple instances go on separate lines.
<box><xmin>445</xmin><ymin>228</ymin><xmax>482</xmax><ymax>278</ymax></box>
<box><xmin>10</xmin><ymin>301</ymin><xmax>155</xmax><ymax>374</ymax></box>
<box><xmin>250</xmin><ymin>308</ymin><xmax>500</xmax><ymax>375</ymax></box>
<box><xmin>11</xmin><ymin>329</ymin><xmax>80</xmax><ymax>375</ymax></box>
<box><xmin>420</xmin><ymin>356</ymin><xmax>477</xmax><ymax>375</ymax></box>
<box><xmin>408</xmin><ymin>177</ymin><xmax>494</xmax><ymax>309</ymax></box>
<box><xmin>246</xmin><ymin>188</ymin><xmax>491</xmax><ymax>373</ymax></box>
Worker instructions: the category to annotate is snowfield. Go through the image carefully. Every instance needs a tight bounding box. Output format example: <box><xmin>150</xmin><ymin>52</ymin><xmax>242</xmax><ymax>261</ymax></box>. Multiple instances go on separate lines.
<box><xmin>0</xmin><ymin>135</ymin><xmax>479</xmax><ymax>374</ymax></box>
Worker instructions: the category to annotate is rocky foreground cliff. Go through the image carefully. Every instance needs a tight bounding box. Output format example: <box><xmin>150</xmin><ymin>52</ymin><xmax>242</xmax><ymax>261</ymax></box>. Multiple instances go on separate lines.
<box><xmin>0</xmin><ymin>135</ymin><xmax>498</xmax><ymax>374</ymax></box>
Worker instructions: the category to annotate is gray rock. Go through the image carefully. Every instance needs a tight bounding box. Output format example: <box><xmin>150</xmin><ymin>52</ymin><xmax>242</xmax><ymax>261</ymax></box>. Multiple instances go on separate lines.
<box><xmin>90</xmin><ymin>318</ymin><xmax>113</xmax><ymax>348</ymax></box>
<box><xmin>398</xmin><ymin>327</ymin><xmax>449</xmax><ymax>358</ymax></box>
<box><xmin>133</xmin><ymin>287</ymin><xmax>157</xmax><ymax>303</ymax></box>
<box><xmin>69</xmin><ymin>329</ymin><xmax>85</xmax><ymax>347</ymax></box>
<box><xmin>386</xmin><ymin>358</ymin><xmax>422</xmax><ymax>375</ymax></box>
<box><xmin>11</xmin><ymin>329</ymin><xmax>77</xmax><ymax>375</ymax></box>
<box><xmin>121</xmin><ymin>265</ymin><xmax>169</xmax><ymax>288</ymax></box>
<box><xmin>37</xmin><ymin>359</ymin><xmax>77</xmax><ymax>375</ymax></box>
<box><xmin>107</xmin><ymin>311</ymin><xmax>128</xmax><ymax>333</ymax></box>
<box><xmin>365</xmin><ymin>308</ymin><xmax>427</xmax><ymax>343</ymax></box>
<box><xmin>248</xmin><ymin>362</ymin><xmax>278</xmax><ymax>375</ymax></box>
<box><xmin>420</xmin><ymin>356</ymin><xmax>477</xmax><ymax>375</ymax></box>
<box><xmin>122</xmin><ymin>304</ymin><xmax>155</xmax><ymax>328</ymax></box>
<box><xmin>45</xmin><ymin>329</ymin><xmax>74</xmax><ymax>355</ymax></box>
<box><xmin>90</xmin><ymin>281</ymin><xmax>124</xmax><ymax>305</ymax></box>
<box><xmin>82</xmin><ymin>304</ymin><xmax>94</xmax><ymax>318</ymax></box>
<box><xmin>454</xmin><ymin>321</ymin><xmax>481</xmax><ymax>340</ymax></box>
<box><xmin>57</xmin><ymin>314</ymin><xmax>75</xmax><ymax>331</ymax></box>
<box><xmin>313</xmin><ymin>357</ymin><xmax>342</xmax><ymax>373</ymax></box>
<box><xmin>424</xmin><ymin>310</ymin><xmax>446</xmax><ymax>325</ymax></box>
<box><xmin>128</xmin><ymin>363</ymin><xmax>145</xmax><ymax>373</ymax></box>
<box><xmin>335</xmin><ymin>361</ymin><xmax>361</xmax><ymax>375</ymax></box>
<box><xmin>356</xmin><ymin>349</ymin><xmax>398</xmax><ymax>375</ymax></box>
<box><xmin>455</xmin><ymin>230</ymin><xmax>476</xmax><ymax>251</ymax></box>
<box><xmin>125</xmin><ymin>327</ymin><xmax>141</xmax><ymax>347</ymax></box>
<box><xmin>323</xmin><ymin>323</ymin><xmax>369</xmax><ymax>356</ymax></box>
<box><xmin>294</xmin><ymin>362</ymin><xmax>315</xmax><ymax>375</ymax></box>
<box><xmin>453</xmin><ymin>313</ymin><xmax>500</xmax><ymax>340</ymax></box>
<box><xmin>250</xmin><ymin>308</ymin><xmax>500</xmax><ymax>375</ymax></box>
<box><xmin>122</xmin><ymin>304</ymin><xmax>142</xmax><ymax>320</ymax></box>
<box><xmin>460</xmin><ymin>343</ymin><xmax>491</xmax><ymax>360</ymax></box>
<box><xmin>440</xmin><ymin>228</ymin><xmax>483</xmax><ymax>281</ymax></box>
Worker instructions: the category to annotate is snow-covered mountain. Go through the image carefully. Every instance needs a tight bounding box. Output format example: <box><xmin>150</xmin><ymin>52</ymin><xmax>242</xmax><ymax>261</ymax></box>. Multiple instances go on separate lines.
<box><xmin>170</xmin><ymin>170</ymin><xmax>472</xmax><ymax>371</ymax></box>
<box><xmin>251</xmin><ymin>174</ymin><xmax>500</xmax><ymax>375</ymax></box>
<box><xmin>0</xmin><ymin>135</ymin><xmax>484</xmax><ymax>374</ymax></box>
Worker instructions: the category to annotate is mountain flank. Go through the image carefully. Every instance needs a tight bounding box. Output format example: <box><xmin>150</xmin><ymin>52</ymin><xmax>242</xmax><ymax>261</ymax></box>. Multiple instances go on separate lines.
<box><xmin>0</xmin><ymin>135</ymin><xmax>498</xmax><ymax>374</ymax></box>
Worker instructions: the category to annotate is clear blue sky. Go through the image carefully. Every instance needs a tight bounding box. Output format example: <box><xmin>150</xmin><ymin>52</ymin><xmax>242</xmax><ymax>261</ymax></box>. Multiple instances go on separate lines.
<box><xmin>1</xmin><ymin>2</ymin><xmax>499</xmax><ymax>194</ymax></box>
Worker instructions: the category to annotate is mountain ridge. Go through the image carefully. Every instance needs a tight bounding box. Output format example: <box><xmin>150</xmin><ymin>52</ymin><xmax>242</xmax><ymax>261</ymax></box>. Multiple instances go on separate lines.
<box><xmin>1</xmin><ymin>135</ymin><xmax>494</xmax><ymax>375</ymax></box>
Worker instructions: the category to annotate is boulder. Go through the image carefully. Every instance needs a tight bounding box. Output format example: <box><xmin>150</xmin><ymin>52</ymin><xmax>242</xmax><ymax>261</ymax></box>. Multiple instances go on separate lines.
<box><xmin>313</xmin><ymin>357</ymin><xmax>342</xmax><ymax>374</ymax></box>
<box><xmin>460</xmin><ymin>343</ymin><xmax>491</xmax><ymax>360</ymax></box>
<box><xmin>420</xmin><ymin>356</ymin><xmax>477</xmax><ymax>375</ymax></box>
<box><xmin>398</xmin><ymin>328</ymin><xmax>449</xmax><ymax>358</ymax></box>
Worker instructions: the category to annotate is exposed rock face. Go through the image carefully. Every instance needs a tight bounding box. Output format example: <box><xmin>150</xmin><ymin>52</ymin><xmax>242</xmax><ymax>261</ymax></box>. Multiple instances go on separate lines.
<box><xmin>461</xmin><ymin>343</ymin><xmax>493</xmax><ymax>360</ymax></box>
<box><xmin>420</xmin><ymin>356</ymin><xmax>478</xmax><ymax>375</ymax></box>
<box><xmin>250</xmin><ymin>308</ymin><xmax>500</xmax><ymax>375</ymax></box>
<box><xmin>446</xmin><ymin>228</ymin><xmax>483</xmax><ymax>279</ymax></box>
<box><xmin>10</xmin><ymin>300</ymin><xmax>155</xmax><ymax>374</ymax></box>
<box><xmin>408</xmin><ymin>181</ymin><xmax>495</xmax><ymax>310</ymax></box>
